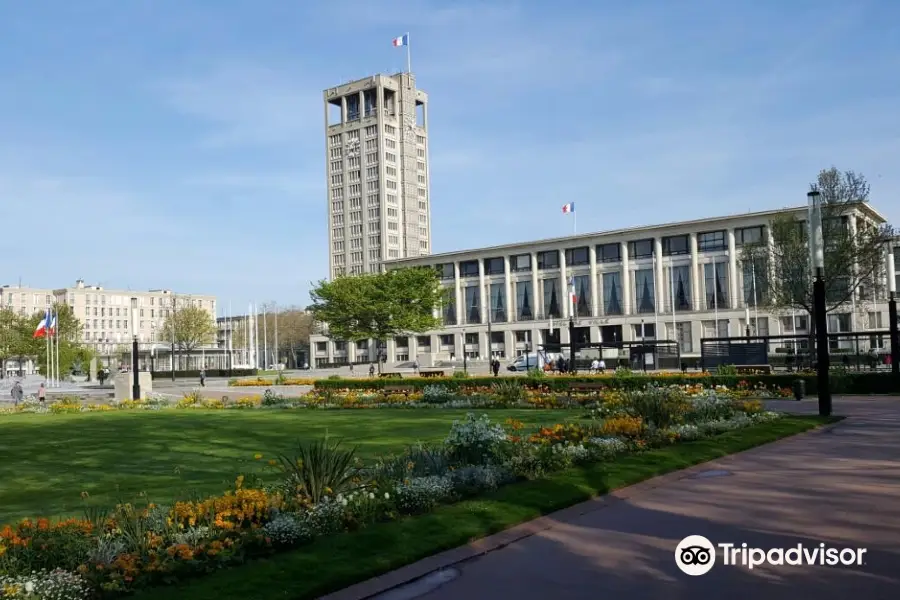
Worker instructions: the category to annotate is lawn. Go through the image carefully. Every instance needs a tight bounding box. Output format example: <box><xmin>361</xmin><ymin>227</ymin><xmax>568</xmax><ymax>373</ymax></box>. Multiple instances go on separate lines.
<box><xmin>0</xmin><ymin>409</ymin><xmax>577</xmax><ymax>523</ymax></box>
<box><xmin>131</xmin><ymin>415</ymin><xmax>836</xmax><ymax>600</ymax></box>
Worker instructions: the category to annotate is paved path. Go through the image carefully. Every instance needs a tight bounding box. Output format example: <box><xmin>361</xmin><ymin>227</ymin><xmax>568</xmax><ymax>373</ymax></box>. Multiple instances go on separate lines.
<box><xmin>326</xmin><ymin>398</ymin><xmax>900</xmax><ymax>600</ymax></box>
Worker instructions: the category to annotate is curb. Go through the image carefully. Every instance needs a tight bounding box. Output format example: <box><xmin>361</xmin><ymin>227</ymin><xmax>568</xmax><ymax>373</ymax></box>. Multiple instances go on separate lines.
<box><xmin>317</xmin><ymin>419</ymin><xmax>835</xmax><ymax>600</ymax></box>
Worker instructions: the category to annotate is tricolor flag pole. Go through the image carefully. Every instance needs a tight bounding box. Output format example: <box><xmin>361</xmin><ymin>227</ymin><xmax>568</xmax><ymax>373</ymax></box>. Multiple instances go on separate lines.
<box><xmin>44</xmin><ymin>310</ymin><xmax>51</xmax><ymax>385</ymax></box>
<box><xmin>392</xmin><ymin>33</ymin><xmax>411</xmax><ymax>74</ymax></box>
<box><xmin>54</xmin><ymin>310</ymin><xmax>61</xmax><ymax>387</ymax></box>
<box><xmin>562</xmin><ymin>203</ymin><xmax>576</xmax><ymax>235</ymax></box>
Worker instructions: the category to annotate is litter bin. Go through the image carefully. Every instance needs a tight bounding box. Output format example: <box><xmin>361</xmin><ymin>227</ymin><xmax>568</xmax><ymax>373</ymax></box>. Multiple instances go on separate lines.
<box><xmin>792</xmin><ymin>379</ymin><xmax>805</xmax><ymax>401</ymax></box>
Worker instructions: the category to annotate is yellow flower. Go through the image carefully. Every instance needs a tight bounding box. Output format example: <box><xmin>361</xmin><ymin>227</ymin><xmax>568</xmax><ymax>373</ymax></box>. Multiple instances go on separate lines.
<box><xmin>254</xmin><ymin>453</ymin><xmax>263</xmax><ymax>460</ymax></box>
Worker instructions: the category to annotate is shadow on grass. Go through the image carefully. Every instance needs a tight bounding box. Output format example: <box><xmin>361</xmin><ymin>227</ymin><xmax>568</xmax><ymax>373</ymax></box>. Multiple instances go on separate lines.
<box><xmin>131</xmin><ymin>416</ymin><xmax>836</xmax><ymax>600</ymax></box>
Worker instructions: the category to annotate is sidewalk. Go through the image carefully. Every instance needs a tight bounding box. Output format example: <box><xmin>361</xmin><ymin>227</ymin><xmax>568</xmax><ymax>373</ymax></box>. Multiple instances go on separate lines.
<box><xmin>324</xmin><ymin>398</ymin><xmax>900</xmax><ymax>600</ymax></box>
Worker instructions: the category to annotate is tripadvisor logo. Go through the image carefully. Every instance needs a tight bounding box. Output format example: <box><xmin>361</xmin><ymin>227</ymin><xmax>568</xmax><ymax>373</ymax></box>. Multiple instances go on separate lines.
<box><xmin>675</xmin><ymin>535</ymin><xmax>867</xmax><ymax>576</ymax></box>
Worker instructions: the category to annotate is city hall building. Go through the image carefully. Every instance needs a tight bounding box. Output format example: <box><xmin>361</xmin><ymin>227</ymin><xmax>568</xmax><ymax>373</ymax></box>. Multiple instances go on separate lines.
<box><xmin>310</xmin><ymin>205</ymin><xmax>897</xmax><ymax>369</ymax></box>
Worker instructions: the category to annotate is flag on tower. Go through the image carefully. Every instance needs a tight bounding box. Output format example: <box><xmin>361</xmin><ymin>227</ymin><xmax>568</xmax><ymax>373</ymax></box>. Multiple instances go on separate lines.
<box><xmin>392</xmin><ymin>34</ymin><xmax>409</xmax><ymax>47</ymax></box>
<box><xmin>561</xmin><ymin>203</ymin><xmax>575</xmax><ymax>214</ymax></box>
<box><xmin>33</xmin><ymin>308</ymin><xmax>50</xmax><ymax>338</ymax></box>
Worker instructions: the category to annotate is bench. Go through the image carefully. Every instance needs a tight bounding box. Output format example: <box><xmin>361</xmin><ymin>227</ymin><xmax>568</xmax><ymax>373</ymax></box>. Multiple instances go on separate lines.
<box><xmin>565</xmin><ymin>381</ymin><xmax>607</xmax><ymax>398</ymax></box>
<box><xmin>419</xmin><ymin>370</ymin><xmax>445</xmax><ymax>378</ymax></box>
<box><xmin>379</xmin><ymin>372</ymin><xmax>403</xmax><ymax>378</ymax></box>
<box><xmin>733</xmin><ymin>365</ymin><xmax>772</xmax><ymax>375</ymax></box>
<box><xmin>383</xmin><ymin>385</ymin><xmax>417</xmax><ymax>398</ymax></box>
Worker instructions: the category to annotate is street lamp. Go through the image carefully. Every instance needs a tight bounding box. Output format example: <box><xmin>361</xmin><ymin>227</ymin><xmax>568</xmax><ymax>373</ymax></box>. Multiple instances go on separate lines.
<box><xmin>808</xmin><ymin>190</ymin><xmax>831</xmax><ymax>416</ymax></box>
<box><xmin>130</xmin><ymin>297</ymin><xmax>141</xmax><ymax>400</ymax></box>
<box><xmin>462</xmin><ymin>328</ymin><xmax>468</xmax><ymax>374</ymax></box>
<box><xmin>640</xmin><ymin>319</ymin><xmax>647</xmax><ymax>372</ymax></box>
<box><xmin>568</xmin><ymin>314</ymin><xmax>576</xmax><ymax>375</ymax></box>
<box><xmin>887</xmin><ymin>244</ymin><xmax>899</xmax><ymax>385</ymax></box>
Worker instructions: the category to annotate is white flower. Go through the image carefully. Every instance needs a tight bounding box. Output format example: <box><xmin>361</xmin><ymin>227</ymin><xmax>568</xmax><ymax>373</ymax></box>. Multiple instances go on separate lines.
<box><xmin>25</xmin><ymin>581</ymin><xmax>34</xmax><ymax>593</ymax></box>
<box><xmin>384</xmin><ymin>492</ymin><xmax>390</xmax><ymax>500</ymax></box>
<box><xmin>341</xmin><ymin>498</ymin><xmax>348</xmax><ymax>506</ymax></box>
<box><xmin>369</xmin><ymin>492</ymin><xmax>375</xmax><ymax>499</ymax></box>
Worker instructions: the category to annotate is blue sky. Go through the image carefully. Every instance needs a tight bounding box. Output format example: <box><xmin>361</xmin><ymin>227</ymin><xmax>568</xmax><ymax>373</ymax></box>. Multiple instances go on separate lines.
<box><xmin>1</xmin><ymin>0</ymin><xmax>898</xmax><ymax>311</ymax></box>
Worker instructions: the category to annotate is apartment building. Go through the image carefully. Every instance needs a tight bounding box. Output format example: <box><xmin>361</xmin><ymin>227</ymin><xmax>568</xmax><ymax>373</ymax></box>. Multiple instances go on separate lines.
<box><xmin>310</xmin><ymin>204</ymin><xmax>896</xmax><ymax>367</ymax></box>
<box><xmin>0</xmin><ymin>280</ymin><xmax>217</xmax><ymax>356</ymax></box>
<box><xmin>324</xmin><ymin>72</ymin><xmax>431</xmax><ymax>279</ymax></box>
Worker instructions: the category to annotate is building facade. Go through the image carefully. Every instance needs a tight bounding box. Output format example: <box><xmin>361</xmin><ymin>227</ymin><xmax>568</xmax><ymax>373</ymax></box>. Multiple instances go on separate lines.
<box><xmin>324</xmin><ymin>72</ymin><xmax>431</xmax><ymax>279</ymax></box>
<box><xmin>310</xmin><ymin>205</ymin><xmax>898</xmax><ymax>368</ymax></box>
<box><xmin>0</xmin><ymin>280</ymin><xmax>217</xmax><ymax>358</ymax></box>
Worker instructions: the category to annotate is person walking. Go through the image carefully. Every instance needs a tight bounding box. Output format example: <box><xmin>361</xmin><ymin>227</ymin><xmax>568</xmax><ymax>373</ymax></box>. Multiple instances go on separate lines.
<box><xmin>37</xmin><ymin>382</ymin><xmax>46</xmax><ymax>405</ymax></box>
<box><xmin>491</xmin><ymin>358</ymin><xmax>500</xmax><ymax>377</ymax></box>
<box><xmin>199</xmin><ymin>369</ymin><xmax>206</xmax><ymax>387</ymax></box>
<box><xmin>10</xmin><ymin>380</ymin><xmax>23</xmax><ymax>408</ymax></box>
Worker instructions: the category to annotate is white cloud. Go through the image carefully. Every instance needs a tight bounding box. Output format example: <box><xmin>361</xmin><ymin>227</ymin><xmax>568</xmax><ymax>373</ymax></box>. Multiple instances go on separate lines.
<box><xmin>153</xmin><ymin>64</ymin><xmax>322</xmax><ymax>148</ymax></box>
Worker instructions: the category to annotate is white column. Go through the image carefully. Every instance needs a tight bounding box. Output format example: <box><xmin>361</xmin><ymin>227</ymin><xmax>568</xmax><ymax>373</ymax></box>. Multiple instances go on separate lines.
<box><xmin>559</xmin><ymin>248</ymin><xmax>569</xmax><ymax>318</ymax></box>
<box><xmin>589</xmin><ymin>245</ymin><xmax>599</xmax><ymax>317</ymax></box>
<box><xmin>654</xmin><ymin>238</ymin><xmax>664</xmax><ymax>311</ymax></box>
<box><xmin>503</xmin><ymin>255</ymin><xmax>512</xmax><ymax>322</ymax></box>
<box><xmin>727</xmin><ymin>229</ymin><xmax>738</xmax><ymax>309</ymax></box>
<box><xmin>621</xmin><ymin>242</ymin><xmax>632</xmax><ymax>315</ymax></box>
<box><xmin>531</xmin><ymin>252</ymin><xmax>539</xmax><ymax>317</ymax></box>
<box><xmin>689</xmin><ymin>233</ymin><xmax>701</xmax><ymax>311</ymax></box>
<box><xmin>454</xmin><ymin>261</ymin><xmax>463</xmax><ymax>325</ymax></box>
<box><xmin>408</xmin><ymin>336</ymin><xmax>417</xmax><ymax>362</ymax></box>
<box><xmin>478</xmin><ymin>258</ymin><xmax>487</xmax><ymax>324</ymax></box>
<box><xmin>386</xmin><ymin>339</ymin><xmax>396</xmax><ymax>363</ymax></box>
<box><xmin>888</xmin><ymin>247</ymin><xmax>897</xmax><ymax>294</ymax></box>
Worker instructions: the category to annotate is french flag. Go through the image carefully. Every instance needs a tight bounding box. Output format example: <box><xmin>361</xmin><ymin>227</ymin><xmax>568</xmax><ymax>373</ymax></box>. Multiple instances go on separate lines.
<box><xmin>33</xmin><ymin>308</ymin><xmax>50</xmax><ymax>339</ymax></box>
<box><xmin>562</xmin><ymin>202</ymin><xmax>575</xmax><ymax>214</ymax></box>
<box><xmin>49</xmin><ymin>311</ymin><xmax>57</xmax><ymax>335</ymax></box>
<box><xmin>569</xmin><ymin>277</ymin><xmax>578</xmax><ymax>304</ymax></box>
<box><xmin>392</xmin><ymin>34</ymin><xmax>409</xmax><ymax>47</ymax></box>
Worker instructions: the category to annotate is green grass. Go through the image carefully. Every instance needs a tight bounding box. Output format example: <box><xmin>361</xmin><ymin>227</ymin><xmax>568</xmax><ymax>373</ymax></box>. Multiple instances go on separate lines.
<box><xmin>0</xmin><ymin>409</ymin><xmax>577</xmax><ymax>523</ymax></box>
<box><xmin>132</xmin><ymin>415</ymin><xmax>837</xmax><ymax>600</ymax></box>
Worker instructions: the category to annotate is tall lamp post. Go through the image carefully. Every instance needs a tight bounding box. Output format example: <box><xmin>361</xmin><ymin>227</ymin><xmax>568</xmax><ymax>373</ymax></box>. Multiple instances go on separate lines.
<box><xmin>887</xmin><ymin>245</ymin><xmax>899</xmax><ymax>386</ymax></box>
<box><xmin>130</xmin><ymin>297</ymin><xmax>141</xmax><ymax>400</ymax></box>
<box><xmin>568</xmin><ymin>315</ymin><xmax>576</xmax><ymax>375</ymax></box>
<box><xmin>462</xmin><ymin>329</ymin><xmax>468</xmax><ymax>374</ymax></box>
<box><xmin>809</xmin><ymin>191</ymin><xmax>831</xmax><ymax>416</ymax></box>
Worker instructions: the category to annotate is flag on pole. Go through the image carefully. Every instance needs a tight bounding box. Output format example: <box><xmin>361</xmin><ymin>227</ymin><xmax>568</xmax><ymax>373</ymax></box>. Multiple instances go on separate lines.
<box><xmin>568</xmin><ymin>277</ymin><xmax>577</xmax><ymax>304</ymax></box>
<box><xmin>33</xmin><ymin>309</ymin><xmax>50</xmax><ymax>338</ymax></box>
<box><xmin>561</xmin><ymin>203</ymin><xmax>575</xmax><ymax>214</ymax></box>
<box><xmin>391</xmin><ymin>34</ymin><xmax>409</xmax><ymax>47</ymax></box>
<box><xmin>49</xmin><ymin>311</ymin><xmax>57</xmax><ymax>335</ymax></box>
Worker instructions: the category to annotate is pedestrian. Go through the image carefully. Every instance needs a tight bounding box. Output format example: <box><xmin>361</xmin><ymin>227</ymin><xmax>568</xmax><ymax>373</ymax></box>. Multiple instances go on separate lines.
<box><xmin>413</xmin><ymin>360</ymin><xmax>419</xmax><ymax>375</ymax></box>
<box><xmin>369</xmin><ymin>364</ymin><xmax>375</xmax><ymax>377</ymax></box>
<box><xmin>199</xmin><ymin>369</ymin><xmax>206</xmax><ymax>387</ymax></box>
<box><xmin>491</xmin><ymin>358</ymin><xmax>500</xmax><ymax>377</ymax></box>
<box><xmin>349</xmin><ymin>363</ymin><xmax>355</xmax><ymax>374</ymax></box>
<box><xmin>10</xmin><ymin>380</ymin><xmax>23</xmax><ymax>408</ymax></box>
<box><xmin>38</xmin><ymin>382</ymin><xmax>46</xmax><ymax>405</ymax></box>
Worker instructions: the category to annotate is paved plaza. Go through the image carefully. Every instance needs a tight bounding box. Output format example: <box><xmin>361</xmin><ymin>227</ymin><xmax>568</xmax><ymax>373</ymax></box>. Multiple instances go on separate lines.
<box><xmin>325</xmin><ymin>398</ymin><xmax>900</xmax><ymax>600</ymax></box>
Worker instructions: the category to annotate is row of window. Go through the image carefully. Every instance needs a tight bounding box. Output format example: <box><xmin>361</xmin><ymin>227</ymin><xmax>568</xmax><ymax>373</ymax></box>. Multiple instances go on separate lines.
<box><xmin>435</xmin><ymin>227</ymin><xmax>767</xmax><ymax>278</ymax></box>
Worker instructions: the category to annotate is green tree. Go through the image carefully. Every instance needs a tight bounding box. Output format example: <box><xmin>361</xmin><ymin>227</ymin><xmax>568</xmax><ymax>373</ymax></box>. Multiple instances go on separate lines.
<box><xmin>0</xmin><ymin>308</ymin><xmax>24</xmax><ymax>378</ymax></box>
<box><xmin>308</xmin><ymin>268</ymin><xmax>446</xmax><ymax>364</ymax></box>
<box><xmin>20</xmin><ymin>303</ymin><xmax>90</xmax><ymax>377</ymax></box>
<box><xmin>160</xmin><ymin>305</ymin><xmax>217</xmax><ymax>354</ymax></box>
<box><xmin>741</xmin><ymin>167</ymin><xmax>895</xmax><ymax>319</ymax></box>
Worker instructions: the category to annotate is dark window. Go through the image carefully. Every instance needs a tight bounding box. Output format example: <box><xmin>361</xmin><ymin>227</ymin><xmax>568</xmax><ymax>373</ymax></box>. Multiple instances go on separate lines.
<box><xmin>484</xmin><ymin>257</ymin><xmax>504</xmax><ymax>275</ymax></box>
<box><xmin>735</xmin><ymin>226</ymin><xmax>764</xmax><ymax>246</ymax></box>
<box><xmin>628</xmin><ymin>239</ymin><xmax>654</xmax><ymax>259</ymax></box>
<box><xmin>597</xmin><ymin>243</ymin><xmax>621</xmax><ymax>263</ymax></box>
<box><xmin>459</xmin><ymin>260</ymin><xmax>479</xmax><ymax>277</ymax></box>
<box><xmin>439</xmin><ymin>334</ymin><xmax>454</xmax><ymax>345</ymax></box>
<box><xmin>510</xmin><ymin>253</ymin><xmax>531</xmax><ymax>272</ymax></box>
<box><xmin>537</xmin><ymin>250</ymin><xmax>559</xmax><ymax>269</ymax></box>
<box><xmin>564</xmin><ymin>246</ymin><xmax>589</xmax><ymax>266</ymax></box>
<box><xmin>465</xmin><ymin>332</ymin><xmax>479</xmax><ymax>344</ymax></box>
<box><xmin>394</xmin><ymin>336</ymin><xmax>409</xmax><ymax>348</ymax></box>
<box><xmin>697</xmin><ymin>230</ymin><xmax>727</xmax><ymax>252</ymax></box>
<box><xmin>662</xmin><ymin>235</ymin><xmax>689</xmax><ymax>256</ymax></box>
<box><xmin>435</xmin><ymin>263</ymin><xmax>455</xmax><ymax>279</ymax></box>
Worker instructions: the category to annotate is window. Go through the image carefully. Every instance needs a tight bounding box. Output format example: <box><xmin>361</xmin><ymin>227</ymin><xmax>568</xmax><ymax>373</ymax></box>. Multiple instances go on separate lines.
<box><xmin>330</xmin><ymin>174</ymin><xmax>343</xmax><ymax>186</ymax></box>
<box><xmin>386</xmin><ymin>180</ymin><xmax>397</xmax><ymax>190</ymax></box>
<box><xmin>385</xmin><ymin>152</ymin><xmax>396</xmax><ymax>162</ymax></box>
<box><xmin>510</xmin><ymin>254</ymin><xmax>531</xmax><ymax>272</ymax></box>
<box><xmin>464</xmin><ymin>285</ymin><xmax>481</xmax><ymax>323</ymax></box>
<box><xmin>365</xmin><ymin>166</ymin><xmax>378</xmax><ymax>179</ymax></box>
<box><xmin>333</xmin><ymin>227</ymin><xmax>344</xmax><ymax>239</ymax></box>
<box><xmin>628</xmin><ymin>239</ymin><xmax>654</xmax><ymax>259</ymax></box>
<box><xmin>364</xmin><ymin>139</ymin><xmax>376</xmax><ymax>151</ymax></box>
<box><xmin>484</xmin><ymin>257</ymin><xmax>504</xmax><ymax>275</ymax></box>
<box><xmin>597</xmin><ymin>243</ymin><xmax>621</xmax><ymax>263</ymax></box>
<box><xmin>417</xmin><ymin>161</ymin><xmax>426</xmax><ymax>171</ymax></box>
<box><xmin>418</xmin><ymin>187</ymin><xmax>426</xmax><ymax>197</ymax></box>
<box><xmin>417</xmin><ymin>148</ymin><xmax>425</xmax><ymax>158</ymax></box>
<box><xmin>349</xmin><ymin>183</ymin><xmax>361</xmax><ymax>195</ymax></box>
<box><xmin>386</xmin><ymin>193</ymin><xmax>397</xmax><ymax>205</ymax></box>
<box><xmin>350</xmin><ymin>211</ymin><xmax>361</xmax><ymax>223</ymax></box>
<box><xmin>385</xmin><ymin>124</ymin><xmax>396</xmax><ymax>135</ymax></box>
<box><xmin>436</xmin><ymin>263</ymin><xmax>455</xmax><ymax>280</ymax></box>
<box><xmin>542</xmin><ymin>278</ymin><xmax>561</xmax><ymax>318</ymax></box>
<box><xmin>349</xmin><ymin>170</ymin><xmax>361</xmax><ymax>182</ymax></box>
<box><xmin>365</xmin><ymin>125</ymin><xmax>377</xmax><ymax>137</ymax></box>
<box><xmin>331</xmin><ymin>201</ymin><xmax>344</xmax><ymax>213</ymax></box>
<box><xmin>697</xmin><ymin>230</ymin><xmax>727</xmax><ymax>251</ymax></box>
<box><xmin>459</xmin><ymin>260</ymin><xmax>479</xmax><ymax>277</ymax></box>
<box><xmin>704</xmin><ymin>261</ymin><xmax>729</xmax><ymax>308</ymax></box>
<box><xmin>634</xmin><ymin>269</ymin><xmax>655</xmax><ymax>313</ymax></box>
<box><xmin>669</xmin><ymin>266</ymin><xmax>692</xmax><ymax>310</ymax></box>
<box><xmin>368</xmin><ymin>234</ymin><xmax>381</xmax><ymax>246</ymax></box>
<box><xmin>488</xmin><ymin>283</ymin><xmax>507</xmax><ymax>322</ymax></box>
<box><xmin>331</xmin><ymin>188</ymin><xmax>343</xmax><ymax>200</ymax></box>
<box><xmin>633</xmin><ymin>323</ymin><xmax>656</xmax><ymax>339</ymax></box>
<box><xmin>564</xmin><ymin>246</ymin><xmax>589</xmax><ymax>266</ymax></box>
<box><xmin>418</xmin><ymin>200</ymin><xmax>427</xmax><ymax>211</ymax></box>
<box><xmin>330</xmin><ymin>160</ymin><xmax>342</xmax><ymax>171</ymax></box>
<box><xmin>329</xmin><ymin>134</ymin><xmax>341</xmax><ymax>147</ymax></box>
<box><xmin>742</xmin><ymin>258</ymin><xmax>768</xmax><ymax>307</ymax></box>
<box><xmin>736</xmin><ymin>226</ymin><xmax>765</xmax><ymax>246</ymax></box>
<box><xmin>364</xmin><ymin>151</ymin><xmax>376</xmax><ymax>163</ymax></box>
<box><xmin>601</xmin><ymin>272</ymin><xmax>622</xmax><ymax>315</ymax></box>
<box><xmin>386</xmin><ymin>207</ymin><xmax>397</xmax><ymax>217</ymax></box>
<box><xmin>537</xmin><ymin>250</ymin><xmax>559</xmax><ymax>269</ymax></box>
<box><xmin>515</xmin><ymin>280</ymin><xmax>534</xmax><ymax>320</ymax></box>
<box><xmin>349</xmin><ymin>197</ymin><xmax>361</xmax><ymax>209</ymax></box>
<box><xmin>385</xmin><ymin>138</ymin><xmax>396</xmax><ymax>149</ymax></box>
<box><xmin>662</xmin><ymin>235</ymin><xmax>689</xmax><ymax>256</ymax></box>
<box><xmin>416</xmin><ymin>134</ymin><xmax>425</xmax><ymax>144</ymax></box>
<box><xmin>368</xmin><ymin>207</ymin><xmax>381</xmax><ymax>219</ymax></box>
<box><xmin>572</xmin><ymin>275</ymin><xmax>591</xmax><ymax>317</ymax></box>
<box><xmin>417</xmin><ymin>174</ymin><xmax>426</xmax><ymax>185</ymax></box>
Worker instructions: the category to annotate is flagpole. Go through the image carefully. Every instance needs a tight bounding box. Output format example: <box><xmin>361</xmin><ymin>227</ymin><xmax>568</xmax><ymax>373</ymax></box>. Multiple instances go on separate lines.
<box><xmin>263</xmin><ymin>304</ymin><xmax>268</xmax><ymax>369</ymax></box>
<box><xmin>670</xmin><ymin>263</ymin><xmax>676</xmax><ymax>344</ymax></box>
<box><xmin>713</xmin><ymin>262</ymin><xmax>719</xmax><ymax>336</ymax></box>
<box><xmin>45</xmin><ymin>311</ymin><xmax>51</xmax><ymax>386</ymax></box>
<box><xmin>406</xmin><ymin>32</ymin><xmax>411</xmax><ymax>74</ymax></box>
<box><xmin>573</xmin><ymin>210</ymin><xmax>577</xmax><ymax>236</ymax></box>
<box><xmin>54</xmin><ymin>310</ymin><xmax>61</xmax><ymax>387</ymax></box>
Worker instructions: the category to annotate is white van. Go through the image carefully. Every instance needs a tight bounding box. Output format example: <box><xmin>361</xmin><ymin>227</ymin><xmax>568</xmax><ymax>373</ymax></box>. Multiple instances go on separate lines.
<box><xmin>508</xmin><ymin>352</ymin><xmax>561</xmax><ymax>372</ymax></box>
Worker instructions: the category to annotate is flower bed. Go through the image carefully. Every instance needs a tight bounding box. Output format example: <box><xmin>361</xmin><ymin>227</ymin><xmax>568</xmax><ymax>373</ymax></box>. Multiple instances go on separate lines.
<box><xmin>229</xmin><ymin>377</ymin><xmax>315</xmax><ymax>387</ymax></box>
<box><xmin>0</xmin><ymin>387</ymin><xmax>782</xmax><ymax>598</ymax></box>
<box><xmin>312</xmin><ymin>370</ymin><xmax>897</xmax><ymax>395</ymax></box>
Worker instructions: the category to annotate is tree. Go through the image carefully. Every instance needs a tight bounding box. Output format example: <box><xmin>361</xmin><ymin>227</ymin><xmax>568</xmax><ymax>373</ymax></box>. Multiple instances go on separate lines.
<box><xmin>308</xmin><ymin>267</ymin><xmax>447</xmax><ymax>358</ymax></box>
<box><xmin>259</xmin><ymin>306</ymin><xmax>314</xmax><ymax>368</ymax></box>
<box><xmin>18</xmin><ymin>304</ymin><xmax>92</xmax><ymax>378</ymax></box>
<box><xmin>160</xmin><ymin>305</ymin><xmax>217</xmax><ymax>354</ymax></box>
<box><xmin>741</xmin><ymin>167</ymin><xmax>895</xmax><ymax>321</ymax></box>
<box><xmin>0</xmin><ymin>308</ymin><xmax>23</xmax><ymax>378</ymax></box>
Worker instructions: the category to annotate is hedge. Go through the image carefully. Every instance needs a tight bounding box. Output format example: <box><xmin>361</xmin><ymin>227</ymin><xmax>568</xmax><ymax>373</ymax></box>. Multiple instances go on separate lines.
<box><xmin>313</xmin><ymin>372</ymin><xmax>899</xmax><ymax>395</ymax></box>
<box><xmin>150</xmin><ymin>369</ymin><xmax>258</xmax><ymax>379</ymax></box>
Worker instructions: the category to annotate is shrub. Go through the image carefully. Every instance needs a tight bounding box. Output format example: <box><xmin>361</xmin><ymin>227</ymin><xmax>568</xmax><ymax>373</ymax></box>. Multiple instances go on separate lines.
<box><xmin>451</xmin><ymin>370</ymin><xmax>469</xmax><ymax>379</ymax></box>
<box><xmin>275</xmin><ymin>438</ymin><xmax>362</xmax><ymax>505</ymax></box>
<box><xmin>49</xmin><ymin>396</ymin><xmax>82</xmax><ymax>414</ymax></box>
<box><xmin>600</xmin><ymin>416</ymin><xmax>644</xmax><ymax>437</ymax></box>
<box><xmin>422</xmin><ymin>384</ymin><xmax>454</xmax><ymax>404</ymax></box>
<box><xmin>623</xmin><ymin>387</ymin><xmax>688</xmax><ymax>429</ymax></box>
<box><xmin>393</xmin><ymin>475</ymin><xmax>454</xmax><ymax>514</ymax></box>
<box><xmin>717</xmin><ymin>364</ymin><xmax>739</xmax><ymax>376</ymax></box>
<box><xmin>444</xmin><ymin>413</ymin><xmax>507</xmax><ymax>465</ymax></box>
<box><xmin>0</xmin><ymin>569</ymin><xmax>88</xmax><ymax>600</ymax></box>
<box><xmin>491</xmin><ymin>379</ymin><xmax>526</xmax><ymax>404</ymax></box>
